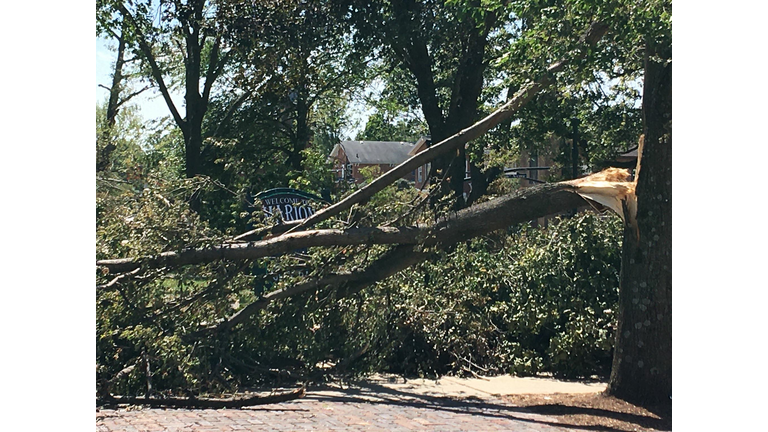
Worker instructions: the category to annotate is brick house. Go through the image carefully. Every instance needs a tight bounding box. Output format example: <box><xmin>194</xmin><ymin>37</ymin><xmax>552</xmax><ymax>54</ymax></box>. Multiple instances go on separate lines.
<box><xmin>329</xmin><ymin>140</ymin><xmax>429</xmax><ymax>186</ymax></box>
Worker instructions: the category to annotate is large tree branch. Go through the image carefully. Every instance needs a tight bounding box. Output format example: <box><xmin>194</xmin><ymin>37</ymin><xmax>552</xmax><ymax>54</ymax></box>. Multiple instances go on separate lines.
<box><xmin>98</xmin><ymin>226</ymin><xmax>424</xmax><ymax>274</ymax></box>
<box><xmin>283</xmin><ymin>21</ymin><xmax>608</xmax><ymax>235</ymax></box>
<box><xmin>98</xmin><ymin>181</ymin><xmax>589</xmax><ymax>276</ymax></box>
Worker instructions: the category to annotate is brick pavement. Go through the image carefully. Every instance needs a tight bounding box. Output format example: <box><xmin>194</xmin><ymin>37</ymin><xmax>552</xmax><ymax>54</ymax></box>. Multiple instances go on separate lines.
<box><xmin>97</xmin><ymin>383</ymin><xmax>579</xmax><ymax>431</ymax></box>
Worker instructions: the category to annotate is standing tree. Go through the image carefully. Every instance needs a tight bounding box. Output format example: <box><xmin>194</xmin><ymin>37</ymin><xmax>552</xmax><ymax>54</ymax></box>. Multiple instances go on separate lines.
<box><xmin>99</xmin><ymin>0</ymin><xmax>233</xmax><ymax>178</ymax></box>
<box><xmin>606</xmin><ymin>0</ymin><xmax>672</xmax><ymax>404</ymax></box>
<box><xmin>96</xmin><ymin>16</ymin><xmax>150</xmax><ymax>172</ymax></box>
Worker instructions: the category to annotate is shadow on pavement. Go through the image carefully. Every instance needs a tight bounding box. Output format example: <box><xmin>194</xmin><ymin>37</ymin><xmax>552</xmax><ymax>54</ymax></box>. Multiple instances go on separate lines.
<box><xmin>301</xmin><ymin>380</ymin><xmax>641</xmax><ymax>432</ymax></box>
<box><xmin>521</xmin><ymin>403</ymin><xmax>671</xmax><ymax>431</ymax></box>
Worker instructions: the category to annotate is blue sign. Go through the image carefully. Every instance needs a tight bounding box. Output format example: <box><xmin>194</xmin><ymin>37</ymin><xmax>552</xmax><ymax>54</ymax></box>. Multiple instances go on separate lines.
<box><xmin>253</xmin><ymin>188</ymin><xmax>328</xmax><ymax>223</ymax></box>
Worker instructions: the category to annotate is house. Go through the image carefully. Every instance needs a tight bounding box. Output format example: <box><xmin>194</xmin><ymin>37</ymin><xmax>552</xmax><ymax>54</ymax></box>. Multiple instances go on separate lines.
<box><xmin>329</xmin><ymin>140</ymin><xmax>429</xmax><ymax>186</ymax></box>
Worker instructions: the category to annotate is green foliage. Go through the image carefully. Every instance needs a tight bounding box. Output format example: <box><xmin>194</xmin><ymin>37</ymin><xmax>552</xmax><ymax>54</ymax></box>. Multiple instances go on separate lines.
<box><xmin>98</xmin><ymin>206</ymin><xmax>621</xmax><ymax>396</ymax></box>
<box><xmin>354</xmin><ymin>212</ymin><xmax>623</xmax><ymax>379</ymax></box>
<box><xmin>355</xmin><ymin>110</ymin><xmax>428</xmax><ymax>142</ymax></box>
<box><xmin>288</xmin><ymin>146</ymin><xmax>335</xmax><ymax>195</ymax></box>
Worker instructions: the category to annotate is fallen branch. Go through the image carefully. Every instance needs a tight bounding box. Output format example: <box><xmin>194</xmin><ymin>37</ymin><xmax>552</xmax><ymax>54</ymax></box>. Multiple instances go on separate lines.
<box><xmin>98</xmin><ymin>386</ymin><xmax>306</xmax><ymax>409</ymax></box>
<box><xmin>98</xmin><ymin>182</ymin><xmax>587</xmax><ymax>275</ymax></box>
<box><xmin>98</xmin><ymin>226</ymin><xmax>424</xmax><ymax>274</ymax></box>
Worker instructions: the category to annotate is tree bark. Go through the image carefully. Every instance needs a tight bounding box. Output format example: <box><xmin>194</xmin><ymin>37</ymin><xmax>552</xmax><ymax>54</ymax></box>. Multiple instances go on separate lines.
<box><xmin>606</xmin><ymin>38</ymin><xmax>672</xmax><ymax>406</ymax></box>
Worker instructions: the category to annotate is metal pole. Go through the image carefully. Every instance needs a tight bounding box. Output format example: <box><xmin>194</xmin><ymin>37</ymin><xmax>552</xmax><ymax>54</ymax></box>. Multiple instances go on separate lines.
<box><xmin>571</xmin><ymin>118</ymin><xmax>579</xmax><ymax>180</ymax></box>
<box><xmin>571</xmin><ymin>118</ymin><xmax>580</xmax><ymax>217</ymax></box>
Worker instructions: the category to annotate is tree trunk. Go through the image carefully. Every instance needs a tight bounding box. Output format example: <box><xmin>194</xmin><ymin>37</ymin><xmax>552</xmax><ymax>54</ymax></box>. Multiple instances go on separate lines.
<box><xmin>185</xmin><ymin>118</ymin><xmax>204</xmax><ymax>179</ymax></box>
<box><xmin>184</xmin><ymin>13</ymin><xmax>204</xmax><ymax>179</ymax></box>
<box><xmin>289</xmin><ymin>91</ymin><xmax>311</xmax><ymax>172</ymax></box>
<box><xmin>606</xmin><ymin>38</ymin><xmax>672</xmax><ymax>406</ymax></box>
<box><xmin>97</xmin><ymin>27</ymin><xmax>126</xmax><ymax>172</ymax></box>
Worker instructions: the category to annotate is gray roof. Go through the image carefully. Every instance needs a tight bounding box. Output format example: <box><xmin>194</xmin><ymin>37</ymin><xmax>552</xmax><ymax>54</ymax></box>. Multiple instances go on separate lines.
<box><xmin>616</xmin><ymin>147</ymin><xmax>638</xmax><ymax>162</ymax></box>
<box><xmin>335</xmin><ymin>141</ymin><xmax>416</xmax><ymax>165</ymax></box>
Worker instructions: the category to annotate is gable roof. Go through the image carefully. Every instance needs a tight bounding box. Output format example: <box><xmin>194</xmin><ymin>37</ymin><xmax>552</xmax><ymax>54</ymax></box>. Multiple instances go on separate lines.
<box><xmin>331</xmin><ymin>141</ymin><xmax>416</xmax><ymax>165</ymax></box>
<box><xmin>408</xmin><ymin>136</ymin><xmax>431</xmax><ymax>156</ymax></box>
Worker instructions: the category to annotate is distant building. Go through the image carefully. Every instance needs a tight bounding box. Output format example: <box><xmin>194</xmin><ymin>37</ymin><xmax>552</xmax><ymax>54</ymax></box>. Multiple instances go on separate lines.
<box><xmin>329</xmin><ymin>140</ymin><xmax>430</xmax><ymax>187</ymax></box>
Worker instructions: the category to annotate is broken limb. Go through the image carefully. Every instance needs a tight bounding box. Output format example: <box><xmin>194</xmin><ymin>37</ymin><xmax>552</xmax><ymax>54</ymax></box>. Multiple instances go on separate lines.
<box><xmin>98</xmin><ymin>183</ymin><xmax>587</xmax><ymax>275</ymax></box>
<box><xmin>98</xmin><ymin>226</ymin><xmax>425</xmax><ymax>274</ymax></box>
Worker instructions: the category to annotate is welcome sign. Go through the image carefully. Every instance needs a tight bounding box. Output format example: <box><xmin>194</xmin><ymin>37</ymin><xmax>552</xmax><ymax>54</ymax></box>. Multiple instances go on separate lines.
<box><xmin>253</xmin><ymin>188</ymin><xmax>328</xmax><ymax>223</ymax></box>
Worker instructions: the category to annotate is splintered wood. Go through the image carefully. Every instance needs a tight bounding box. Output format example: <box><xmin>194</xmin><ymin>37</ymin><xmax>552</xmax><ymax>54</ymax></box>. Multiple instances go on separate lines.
<box><xmin>564</xmin><ymin>136</ymin><xmax>644</xmax><ymax>240</ymax></box>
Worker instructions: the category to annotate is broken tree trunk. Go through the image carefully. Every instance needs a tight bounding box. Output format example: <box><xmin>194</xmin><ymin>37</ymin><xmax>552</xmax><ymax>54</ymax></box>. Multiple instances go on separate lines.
<box><xmin>606</xmin><ymin>35</ymin><xmax>672</xmax><ymax>406</ymax></box>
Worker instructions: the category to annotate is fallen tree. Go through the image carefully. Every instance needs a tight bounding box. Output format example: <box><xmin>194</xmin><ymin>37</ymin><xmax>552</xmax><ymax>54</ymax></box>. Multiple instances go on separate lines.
<box><xmin>98</xmin><ymin>183</ymin><xmax>588</xmax><ymax>274</ymax></box>
<box><xmin>100</xmin><ymin>168</ymin><xmax>640</xmax><ymax>340</ymax></box>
